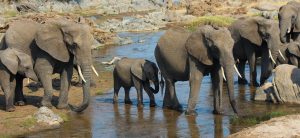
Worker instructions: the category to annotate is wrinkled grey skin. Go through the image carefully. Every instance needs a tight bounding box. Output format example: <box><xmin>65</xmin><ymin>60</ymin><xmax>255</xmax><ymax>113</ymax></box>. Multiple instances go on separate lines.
<box><xmin>155</xmin><ymin>26</ymin><xmax>238</xmax><ymax>116</ymax></box>
<box><xmin>2</xmin><ymin>19</ymin><xmax>93</xmax><ymax>112</ymax></box>
<box><xmin>0</xmin><ymin>48</ymin><xmax>38</xmax><ymax>112</ymax></box>
<box><xmin>113</xmin><ymin>58</ymin><xmax>159</xmax><ymax>107</ymax></box>
<box><xmin>229</xmin><ymin>17</ymin><xmax>281</xmax><ymax>86</ymax></box>
<box><xmin>277</xmin><ymin>41</ymin><xmax>300</xmax><ymax>67</ymax></box>
<box><xmin>278</xmin><ymin>1</ymin><xmax>300</xmax><ymax>43</ymax></box>
<box><xmin>73</xmin><ymin>59</ymin><xmax>96</xmax><ymax>87</ymax></box>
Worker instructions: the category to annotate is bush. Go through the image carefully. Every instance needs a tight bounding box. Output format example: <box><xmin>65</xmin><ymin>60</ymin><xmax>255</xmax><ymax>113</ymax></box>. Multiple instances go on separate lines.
<box><xmin>185</xmin><ymin>16</ymin><xmax>236</xmax><ymax>31</ymax></box>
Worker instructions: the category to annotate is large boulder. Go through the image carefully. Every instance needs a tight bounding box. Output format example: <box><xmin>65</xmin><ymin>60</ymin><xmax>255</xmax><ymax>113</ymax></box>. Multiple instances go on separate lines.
<box><xmin>255</xmin><ymin>64</ymin><xmax>300</xmax><ymax>104</ymax></box>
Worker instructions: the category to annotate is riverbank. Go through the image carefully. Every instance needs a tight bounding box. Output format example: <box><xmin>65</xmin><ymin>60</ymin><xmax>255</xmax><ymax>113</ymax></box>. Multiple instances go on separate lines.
<box><xmin>0</xmin><ymin>69</ymin><xmax>113</xmax><ymax>137</ymax></box>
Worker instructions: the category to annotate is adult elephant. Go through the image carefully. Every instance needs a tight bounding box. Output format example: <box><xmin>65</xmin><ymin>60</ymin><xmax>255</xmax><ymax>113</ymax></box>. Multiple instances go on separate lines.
<box><xmin>155</xmin><ymin>26</ymin><xmax>239</xmax><ymax>115</ymax></box>
<box><xmin>278</xmin><ymin>1</ymin><xmax>300</xmax><ymax>43</ymax></box>
<box><xmin>229</xmin><ymin>17</ymin><xmax>281</xmax><ymax>86</ymax></box>
<box><xmin>2</xmin><ymin>19</ymin><xmax>94</xmax><ymax>112</ymax></box>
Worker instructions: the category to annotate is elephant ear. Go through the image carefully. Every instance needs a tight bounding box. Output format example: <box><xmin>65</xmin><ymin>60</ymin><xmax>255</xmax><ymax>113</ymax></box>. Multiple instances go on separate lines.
<box><xmin>288</xmin><ymin>42</ymin><xmax>300</xmax><ymax>57</ymax></box>
<box><xmin>130</xmin><ymin>60</ymin><xmax>146</xmax><ymax>81</ymax></box>
<box><xmin>35</xmin><ymin>23</ymin><xmax>70</xmax><ymax>62</ymax></box>
<box><xmin>0</xmin><ymin>48</ymin><xmax>18</xmax><ymax>74</ymax></box>
<box><xmin>239</xmin><ymin>18</ymin><xmax>262</xmax><ymax>46</ymax></box>
<box><xmin>186</xmin><ymin>27</ymin><xmax>213</xmax><ymax>65</ymax></box>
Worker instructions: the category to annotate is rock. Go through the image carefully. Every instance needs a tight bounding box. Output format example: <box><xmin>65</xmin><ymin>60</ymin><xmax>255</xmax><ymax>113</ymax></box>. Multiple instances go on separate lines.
<box><xmin>16</xmin><ymin>3</ymin><xmax>39</xmax><ymax>13</ymax></box>
<box><xmin>253</xmin><ymin>2</ymin><xmax>279</xmax><ymax>11</ymax></box>
<box><xmin>34</xmin><ymin>107</ymin><xmax>63</xmax><ymax>127</ymax></box>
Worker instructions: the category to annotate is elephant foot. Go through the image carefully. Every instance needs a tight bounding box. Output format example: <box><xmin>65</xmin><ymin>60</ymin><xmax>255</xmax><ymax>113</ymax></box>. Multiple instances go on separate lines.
<box><xmin>185</xmin><ymin>110</ymin><xmax>198</xmax><ymax>116</ymax></box>
<box><xmin>124</xmin><ymin>100</ymin><xmax>132</xmax><ymax>104</ymax></box>
<box><xmin>57</xmin><ymin>103</ymin><xmax>69</xmax><ymax>109</ymax></box>
<box><xmin>212</xmin><ymin>109</ymin><xmax>224</xmax><ymax>115</ymax></box>
<box><xmin>238</xmin><ymin>79</ymin><xmax>248</xmax><ymax>85</ymax></box>
<box><xmin>249</xmin><ymin>81</ymin><xmax>259</xmax><ymax>87</ymax></box>
<box><xmin>137</xmin><ymin>103</ymin><xmax>144</xmax><ymax>108</ymax></box>
<box><xmin>41</xmin><ymin>100</ymin><xmax>53</xmax><ymax>108</ymax></box>
<box><xmin>6</xmin><ymin>106</ymin><xmax>15</xmax><ymax>112</ymax></box>
<box><xmin>163</xmin><ymin>103</ymin><xmax>183</xmax><ymax>112</ymax></box>
<box><xmin>150</xmin><ymin>101</ymin><xmax>156</xmax><ymax>107</ymax></box>
<box><xmin>15</xmin><ymin>101</ymin><xmax>26</xmax><ymax>106</ymax></box>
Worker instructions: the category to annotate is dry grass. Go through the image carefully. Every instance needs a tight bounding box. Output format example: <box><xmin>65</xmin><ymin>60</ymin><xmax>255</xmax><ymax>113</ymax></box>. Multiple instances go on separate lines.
<box><xmin>185</xmin><ymin>16</ymin><xmax>236</xmax><ymax>31</ymax></box>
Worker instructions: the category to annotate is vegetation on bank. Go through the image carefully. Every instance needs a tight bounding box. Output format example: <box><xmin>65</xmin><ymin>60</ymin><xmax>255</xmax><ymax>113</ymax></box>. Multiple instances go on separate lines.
<box><xmin>185</xmin><ymin>16</ymin><xmax>236</xmax><ymax>31</ymax></box>
<box><xmin>230</xmin><ymin>111</ymin><xmax>290</xmax><ymax>126</ymax></box>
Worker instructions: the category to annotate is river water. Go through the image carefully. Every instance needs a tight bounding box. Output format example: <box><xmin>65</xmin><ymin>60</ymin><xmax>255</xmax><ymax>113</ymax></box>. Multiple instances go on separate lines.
<box><xmin>26</xmin><ymin>31</ymin><xmax>300</xmax><ymax>138</ymax></box>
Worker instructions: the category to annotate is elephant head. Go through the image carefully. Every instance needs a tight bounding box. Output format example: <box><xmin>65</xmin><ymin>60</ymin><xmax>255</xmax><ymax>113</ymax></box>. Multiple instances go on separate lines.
<box><xmin>131</xmin><ymin>60</ymin><xmax>159</xmax><ymax>94</ymax></box>
<box><xmin>278</xmin><ymin>1</ymin><xmax>300</xmax><ymax>43</ymax></box>
<box><xmin>35</xmin><ymin>19</ymin><xmax>94</xmax><ymax>112</ymax></box>
<box><xmin>235</xmin><ymin>17</ymin><xmax>281</xmax><ymax>64</ymax></box>
<box><xmin>0</xmin><ymin>48</ymin><xmax>38</xmax><ymax>81</ymax></box>
<box><xmin>185</xmin><ymin>25</ymin><xmax>238</xmax><ymax>113</ymax></box>
<box><xmin>287</xmin><ymin>41</ymin><xmax>300</xmax><ymax>66</ymax></box>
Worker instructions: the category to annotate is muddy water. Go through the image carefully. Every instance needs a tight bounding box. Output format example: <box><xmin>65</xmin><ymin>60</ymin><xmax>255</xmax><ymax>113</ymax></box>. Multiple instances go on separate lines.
<box><xmin>27</xmin><ymin>31</ymin><xmax>300</xmax><ymax>138</ymax></box>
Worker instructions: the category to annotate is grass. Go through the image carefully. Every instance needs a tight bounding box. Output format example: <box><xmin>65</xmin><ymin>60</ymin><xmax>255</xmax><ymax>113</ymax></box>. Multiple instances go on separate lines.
<box><xmin>230</xmin><ymin>111</ymin><xmax>289</xmax><ymax>126</ymax></box>
<box><xmin>185</xmin><ymin>16</ymin><xmax>236</xmax><ymax>31</ymax></box>
<box><xmin>58</xmin><ymin>113</ymin><xmax>70</xmax><ymax>122</ymax></box>
<box><xmin>20</xmin><ymin>116</ymin><xmax>37</xmax><ymax>128</ymax></box>
<box><xmin>3</xmin><ymin>10</ymin><xmax>18</xmax><ymax>18</ymax></box>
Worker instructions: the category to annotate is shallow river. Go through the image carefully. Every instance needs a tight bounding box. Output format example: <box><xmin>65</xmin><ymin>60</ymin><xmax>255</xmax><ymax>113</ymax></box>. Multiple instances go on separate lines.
<box><xmin>26</xmin><ymin>31</ymin><xmax>300</xmax><ymax>138</ymax></box>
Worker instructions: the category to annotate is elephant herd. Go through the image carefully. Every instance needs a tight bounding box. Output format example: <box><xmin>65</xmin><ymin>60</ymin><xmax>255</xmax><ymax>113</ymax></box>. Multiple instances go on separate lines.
<box><xmin>112</xmin><ymin>1</ymin><xmax>300</xmax><ymax>116</ymax></box>
<box><xmin>0</xmin><ymin>1</ymin><xmax>300</xmax><ymax>116</ymax></box>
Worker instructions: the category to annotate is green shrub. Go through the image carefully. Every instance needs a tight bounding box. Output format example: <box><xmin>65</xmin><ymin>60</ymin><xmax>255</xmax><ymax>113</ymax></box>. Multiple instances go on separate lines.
<box><xmin>186</xmin><ymin>16</ymin><xmax>236</xmax><ymax>31</ymax></box>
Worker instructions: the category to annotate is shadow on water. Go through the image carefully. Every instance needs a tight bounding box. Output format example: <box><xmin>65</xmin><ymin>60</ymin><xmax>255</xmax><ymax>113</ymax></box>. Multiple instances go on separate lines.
<box><xmin>26</xmin><ymin>31</ymin><xmax>300</xmax><ymax>138</ymax></box>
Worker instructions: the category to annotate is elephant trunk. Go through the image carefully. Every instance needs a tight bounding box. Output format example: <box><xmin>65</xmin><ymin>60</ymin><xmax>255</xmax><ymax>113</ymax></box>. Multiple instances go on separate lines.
<box><xmin>69</xmin><ymin>64</ymin><xmax>91</xmax><ymax>112</ymax></box>
<box><xmin>221</xmin><ymin>57</ymin><xmax>238</xmax><ymax>114</ymax></box>
<box><xmin>279</xmin><ymin>19</ymin><xmax>291</xmax><ymax>43</ymax></box>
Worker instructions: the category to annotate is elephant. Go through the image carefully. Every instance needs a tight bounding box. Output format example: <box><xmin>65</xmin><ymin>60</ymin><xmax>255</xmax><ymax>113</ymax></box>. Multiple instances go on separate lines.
<box><xmin>229</xmin><ymin>17</ymin><xmax>281</xmax><ymax>86</ymax></box>
<box><xmin>155</xmin><ymin>26</ymin><xmax>239</xmax><ymax>115</ymax></box>
<box><xmin>113</xmin><ymin>58</ymin><xmax>159</xmax><ymax>107</ymax></box>
<box><xmin>73</xmin><ymin>58</ymin><xmax>98</xmax><ymax>87</ymax></box>
<box><xmin>2</xmin><ymin>19</ymin><xmax>94</xmax><ymax>112</ymax></box>
<box><xmin>278</xmin><ymin>1</ymin><xmax>300</xmax><ymax>43</ymax></box>
<box><xmin>0</xmin><ymin>48</ymin><xmax>38</xmax><ymax>111</ymax></box>
<box><xmin>277</xmin><ymin>41</ymin><xmax>300</xmax><ymax>67</ymax></box>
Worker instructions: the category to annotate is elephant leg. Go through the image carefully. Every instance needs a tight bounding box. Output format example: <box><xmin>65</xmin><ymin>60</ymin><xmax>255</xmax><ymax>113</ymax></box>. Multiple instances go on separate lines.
<box><xmin>237</xmin><ymin>60</ymin><xmax>248</xmax><ymax>84</ymax></box>
<box><xmin>113</xmin><ymin>70</ymin><xmax>121</xmax><ymax>104</ymax></box>
<box><xmin>2</xmin><ymin>76</ymin><xmax>15</xmax><ymax>112</ymax></box>
<box><xmin>211</xmin><ymin>66</ymin><xmax>223</xmax><ymax>114</ymax></box>
<box><xmin>290</xmin><ymin>56</ymin><xmax>299</xmax><ymax>67</ymax></box>
<box><xmin>186</xmin><ymin>57</ymin><xmax>204</xmax><ymax>116</ymax></box>
<box><xmin>14</xmin><ymin>74</ymin><xmax>26</xmax><ymax>106</ymax></box>
<box><xmin>124</xmin><ymin>87</ymin><xmax>132</xmax><ymax>104</ymax></box>
<box><xmin>143</xmin><ymin>84</ymin><xmax>156</xmax><ymax>107</ymax></box>
<box><xmin>247</xmin><ymin>52</ymin><xmax>259</xmax><ymax>87</ymax></box>
<box><xmin>35</xmin><ymin>59</ymin><xmax>54</xmax><ymax>108</ymax></box>
<box><xmin>163</xmin><ymin>78</ymin><xmax>182</xmax><ymax>111</ymax></box>
<box><xmin>57</xmin><ymin>67</ymin><xmax>72</xmax><ymax>109</ymax></box>
<box><xmin>132</xmin><ymin>77</ymin><xmax>143</xmax><ymax>107</ymax></box>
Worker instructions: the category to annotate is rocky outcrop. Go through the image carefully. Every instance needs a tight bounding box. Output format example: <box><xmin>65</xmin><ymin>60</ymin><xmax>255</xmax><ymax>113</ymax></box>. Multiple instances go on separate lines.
<box><xmin>255</xmin><ymin>64</ymin><xmax>300</xmax><ymax>104</ymax></box>
<box><xmin>34</xmin><ymin>107</ymin><xmax>63</xmax><ymax>127</ymax></box>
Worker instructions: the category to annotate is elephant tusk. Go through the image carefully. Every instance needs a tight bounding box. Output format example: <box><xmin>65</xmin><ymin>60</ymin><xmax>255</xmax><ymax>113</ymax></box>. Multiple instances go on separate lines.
<box><xmin>91</xmin><ymin>65</ymin><xmax>99</xmax><ymax>77</ymax></box>
<box><xmin>287</xmin><ymin>27</ymin><xmax>291</xmax><ymax>34</ymax></box>
<box><xmin>77</xmin><ymin>65</ymin><xmax>86</xmax><ymax>83</ymax></box>
<box><xmin>234</xmin><ymin>64</ymin><xmax>242</xmax><ymax>78</ymax></box>
<box><xmin>278</xmin><ymin>50</ymin><xmax>286</xmax><ymax>61</ymax></box>
<box><xmin>101</xmin><ymin>57</ymin><xmax>122</xmax><ymax>65</ymax></box>
<box><xmin>221</xmin><ymin>67</ymin><xmax>226</xmax><ymax>81</ymax></box>
<box><xmin>27</xmin><ymin>78</ymin><xmax>30</xmax><ymax>84</ymax></box>
<box><xmin>269</xmin><ymin>50</ymin><xmax>276</xmax><ymax>64</ymax></box>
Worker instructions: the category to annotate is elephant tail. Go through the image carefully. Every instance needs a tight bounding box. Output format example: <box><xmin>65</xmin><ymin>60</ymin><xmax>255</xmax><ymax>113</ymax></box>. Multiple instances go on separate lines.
<box><xmin>159</xmin><ymin>71</ymin><xmax>165</xmax><ymax>96</ymax></box>
<box><xmin>101</xmin><ymin>56</ymin><xmax>122</xmax><ymax>65</ymax></box>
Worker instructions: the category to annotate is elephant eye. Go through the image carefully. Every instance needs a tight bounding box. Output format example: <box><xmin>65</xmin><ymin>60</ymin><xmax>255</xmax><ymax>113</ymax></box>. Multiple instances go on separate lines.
<box><xmin>71</xmin><ymin>43</ymin><xmax>78</xmax><ymax>49</ymax></box>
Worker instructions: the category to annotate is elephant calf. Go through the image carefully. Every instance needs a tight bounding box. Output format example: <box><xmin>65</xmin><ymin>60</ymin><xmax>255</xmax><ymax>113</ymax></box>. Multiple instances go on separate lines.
<box><xmin>0</xmin><ymin>48</ymin><xmax>38</xmax><ymax>111</ymax></box>
<box><xmin>113</xmin><ymin>58</ymin><xmax>159</xmax><ymax>107</ymax></box>
<box><xmin>277</xmin><ymin>41</ymin><xmax>300</xmax><ymax>67</ymax></box>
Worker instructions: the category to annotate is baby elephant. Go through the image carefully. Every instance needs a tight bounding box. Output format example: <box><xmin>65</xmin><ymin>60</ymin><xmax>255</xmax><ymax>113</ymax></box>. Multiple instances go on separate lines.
<box><xmin>113</xmin><ymin>58</ymin><xmax>159</xmax><ymax>107</ymax></box>
<box><xmin>0</xmin><ymin>48</ymin><xmax>38</xmax><ymax>111</ymax></box>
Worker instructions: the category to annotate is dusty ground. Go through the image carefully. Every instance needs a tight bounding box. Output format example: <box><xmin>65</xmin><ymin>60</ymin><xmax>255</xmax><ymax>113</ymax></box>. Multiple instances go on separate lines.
<box><xmin>229</xmin><ymin>114</ymin><xmax>300</xmax><ymax>138</ymax></box>
<box><xmin>0</xmin><ymin>69</ymin><xmax>113</xmax><ymax>137</ymax></box>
